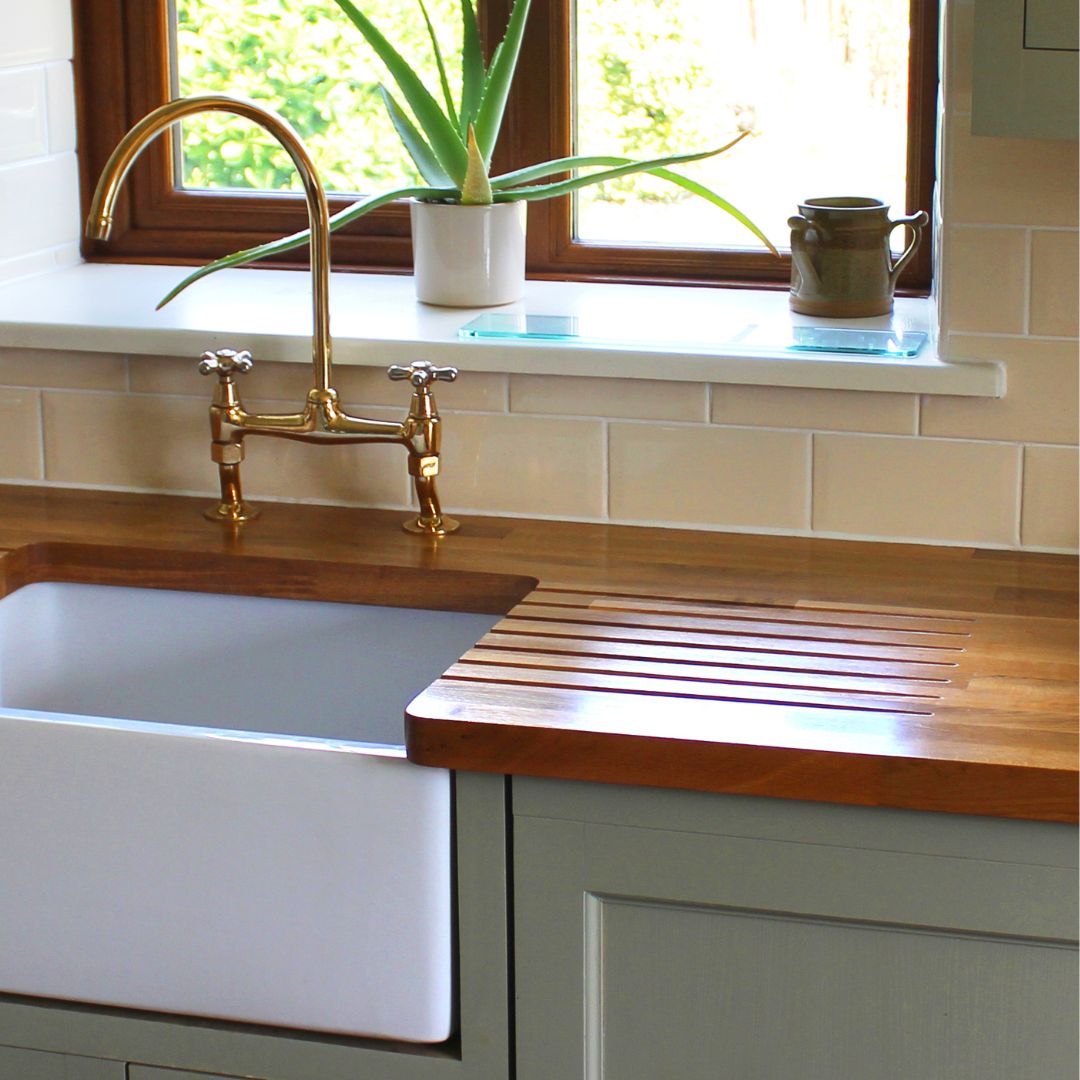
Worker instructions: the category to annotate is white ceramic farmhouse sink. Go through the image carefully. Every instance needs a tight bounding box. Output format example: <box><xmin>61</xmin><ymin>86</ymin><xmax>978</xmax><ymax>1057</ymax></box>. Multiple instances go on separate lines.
<box><xmin>0</xmin><ymin>581</ymin><xmax>500</xmax><ymax>1042</ymax></box>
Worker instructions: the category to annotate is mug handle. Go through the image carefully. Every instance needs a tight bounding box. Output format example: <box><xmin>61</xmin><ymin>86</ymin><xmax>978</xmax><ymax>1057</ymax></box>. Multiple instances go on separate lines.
<box><xmin>787</xmin><ymin>214</ymin><xmax>822</xmax><ymax>288</ymax></box>
<box><xmin>887</xmin><ymin>210</ymin><xmax>930</xmax><ymax>287</ymax></box>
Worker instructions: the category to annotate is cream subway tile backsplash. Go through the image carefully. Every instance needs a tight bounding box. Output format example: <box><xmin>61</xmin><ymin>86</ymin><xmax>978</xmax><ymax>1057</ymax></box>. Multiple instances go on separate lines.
<box><xmin>43</xmin><ymin>389</ymin><xmax>411</xmax><ymax>508</ymax></box>
<box><xmin>813</xmin><ymin>433</ymin><xmax>1021</xmax><ymax>546</ymax></box>
<box><xmin>711</xmin><ymin>385</ymin><xmax>917</xmax><ymax>435</ymax></box>
<box><xmin>0</xmin><ymin>1</ymin><xmax>74</xmax><ymax>285</ymax></box>
<box><xmin>609</xmin><ymin>424</ymin><xmax>810</xmax><ymax>530</ymax></box>
<box><xmin>238</xmin><ymin>402</ymin><xmax>411</xmax><ymax>509</ymax></box>
<box><xmin>1029</xmin><ymin>231</ymin><xmax>1080</xmax><ymax>338</ymax></box>
<box><xmin>921</xmin><ymin>337</ymin><xmax>1079</xmax><ymax>445</ymax></box>
<box><xmin>130</xmin><ymin>354</ymin><xmax>508</xmax><ymax>412</ymax></box>
<box><xmin>510</xmin><ymin>374</ymin><xmax>706</xmax><ymax>422</ymax></box>
<box><xmin>44</xmin><ymin>61</ymin><xmax>75</xmax><ymax>154</ymax></box>
<box><xmin>130</xmin><ymin>354</ymin><xmax>315</xmax><ymax>401</ymax></box>
<box><xmin>0</xmin><ymin>153</ymin><xmax>79</xmax><ymax>261</ymax></box>
<box><xmin>438</xmin><ymin>413</ymin><xmax>605</xmax><ymax>518</ymax></box>
<box><xmin>0</xmin><ymin>347</ymin><xmax>127</xmax><ymax>391</ymax></box>
<box><xmin>941</xmin><ymin>227</ymin><xmax>1028</xmax><ymax>335</ymax></box>
<box><xmin>1022</xmin><ymin>446</ymin><xmax>1080</xmax><ymax>550</ymax></box>
<box><xmin>332</xmin><ymin>365</ymin><xmax>507</xmax><ymax>412</ymax></box>
<box><xmin>0</xmin><ymin>67</ymin><xmax>48</xmax><ymax>166</ymax></box>
<box><xmin>43</xmin><ymin>391</ymin><xmax>210</xmax><ymax>492</ymax></box>
<box><xmin>945</xmin><ymin>124</ymin><xmax>1080</xmax><ymax>228</ymax></box>
<box><xmin>0</xmin><ymin>388</ymin><xmax>43</xmax><ymax>480</ymax></box>
<box><xmin>0</xmin><ymin>0</ymin><xmax>72</xmax><ymax>69</ymax></box>
<box><xmin>943</xmin><ymin>0</ymin><xmax>974</xmax><ymax>117</ymax></box>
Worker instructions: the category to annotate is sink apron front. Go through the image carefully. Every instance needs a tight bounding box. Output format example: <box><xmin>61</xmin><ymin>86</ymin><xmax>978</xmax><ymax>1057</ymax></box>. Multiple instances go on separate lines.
<box><xmin>0</xmin><ymin>582</ymin><xmax>499</xmax><ymax>1042</ymax></box>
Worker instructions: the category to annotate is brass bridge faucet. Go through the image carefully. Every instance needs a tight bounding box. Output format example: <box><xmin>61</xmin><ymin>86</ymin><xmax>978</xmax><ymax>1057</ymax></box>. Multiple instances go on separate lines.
<box><xmin>86</xmin><ymin>94</ymin><xmax>459</xmax><ymax>536</ymax></box>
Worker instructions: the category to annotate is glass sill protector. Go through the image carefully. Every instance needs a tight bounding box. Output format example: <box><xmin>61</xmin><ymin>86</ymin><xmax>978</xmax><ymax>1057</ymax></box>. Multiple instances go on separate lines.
<box><xmin>460</xmin><ymin>313</ymin><xmax>929</xmax><ymax>358</ymax></box>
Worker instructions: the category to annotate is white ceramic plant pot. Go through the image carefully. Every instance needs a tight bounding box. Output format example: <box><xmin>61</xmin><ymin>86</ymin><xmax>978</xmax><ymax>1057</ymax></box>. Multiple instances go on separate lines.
<box><xmin>410</xmin><ymin>199</ymin><xmax>526</xmax><ymax>307</ymax></box>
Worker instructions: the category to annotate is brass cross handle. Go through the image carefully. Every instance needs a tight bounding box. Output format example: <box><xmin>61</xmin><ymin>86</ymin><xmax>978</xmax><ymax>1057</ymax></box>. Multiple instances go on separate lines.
<box><xmin>199</xmin><ymin>348</ymin><xmax>254</xmax><ymax>378</ymax></box>
<box><xmin>387</xmin><ymin>360</ymin><xmax>458</xmax><ymax>389</ymax></box>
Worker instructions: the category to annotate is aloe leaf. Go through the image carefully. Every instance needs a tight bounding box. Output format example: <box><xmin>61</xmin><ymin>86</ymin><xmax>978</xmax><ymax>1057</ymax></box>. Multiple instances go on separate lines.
<box><xmin>491</xmin><ymin>146</ymin><xmax>733</xmax><ymax>199</ymax></box>
<box><xmin>378</xmin><ymin>85</ymin><xmax>452</xmax><ymax>186</ymax></box>
<box><xmin>473</xmin><ymin>0</ymin><xmax>532</xmax><ymax>165</ymax></box>
<box><xmin>492</xmin><ymin>147</ymin><xmax>778</xmax><ymax>255</ymax></box>
<box><xmin>333</xmin><ymin>0</ymin><xmax>467</xmax><ymax>184</ymax></box>
<box><xmin>416</xmin><ymin>0</ymin><xmax>458</xmax><ymax>130</ymax></box>
<box><xmin>156</xmin><ymin>185</ymin><xmax>455</xmax><ymax>309</ymax></box>
<box><xmin>645</xmin><ymin>167</ymin><xmax>779</xmax><ymax>256</ymax></box>
<box><xmin>459</xmin><ymin>0</ymin><xmax>484</xmax><ymax>135</ymax></box>
<box><xmin>460</xmin><ymin>125</ymin><xmax>493</xmax><ymax>204</ymax></box>
<box><xmin>489</xmin><ymin>132</ymin><xmax>749</xmax><ymax>189</ymax></box>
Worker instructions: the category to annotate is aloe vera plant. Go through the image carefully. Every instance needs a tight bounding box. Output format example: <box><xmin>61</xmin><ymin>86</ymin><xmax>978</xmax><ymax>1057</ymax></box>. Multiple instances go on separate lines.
<box><xmin>158</xmin><ymin>0</ymin><xmax>776</xmax><ymax>308</ymax></box>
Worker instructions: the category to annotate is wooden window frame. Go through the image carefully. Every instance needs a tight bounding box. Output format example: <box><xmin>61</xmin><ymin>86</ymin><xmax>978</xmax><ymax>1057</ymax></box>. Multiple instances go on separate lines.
<box><xmin>74</xmin><ymin>0</ymin><xmax>938</xmax><ymax>292</ymax></box>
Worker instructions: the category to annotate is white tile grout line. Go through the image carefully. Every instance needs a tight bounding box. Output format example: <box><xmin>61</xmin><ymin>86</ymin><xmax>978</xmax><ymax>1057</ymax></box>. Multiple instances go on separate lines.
<box><xmin>0</xmin><ymin>61</ymin><xmax>54</xmax><ymax>77</ymax></box>
<box><xmin>38</xmin><ymin>60</ymin><xmax>50</xmax><ymax>148</ymax></box>
<box><xmin>1015</xmin><ymin>444</ymin><xmax>1027</xmax><ymax>548</ymax></box>
<box><xmin>601</xmin><ymin>420</ymin><xmax>611</xmax><ymax>520</ymax></box>
<box><xmin>949</xmin><ymin>223</ymin><xmax>1079</xmax><ymax>233</ymax></box>
<box><xmin>0</xmin><ymin>149</ymin><xmax>76</xmax><ymax>176</ymax></box>
<box><xmin>948</xmin><ymin>330</ymin><xmax>1079</xmax><ymax>343</ymax></box>
<box><xmin>806</xmin><ymin>432</ymin><xmax>815</xmax><ymax>532</ymax></box>
<box><xmin>36</xmin><ymin>390</ymin><xmax>46</xmax><ymax>480</ymax></box>
<box><xmin>1023</xmin><ymin>229</ymin><xmax>1033</xmax><ymax>337</ymax></box>
<box><xmin>704</xmin><ymin>382</ymin><xmax>713</xmax><ymax>424</ymax></box>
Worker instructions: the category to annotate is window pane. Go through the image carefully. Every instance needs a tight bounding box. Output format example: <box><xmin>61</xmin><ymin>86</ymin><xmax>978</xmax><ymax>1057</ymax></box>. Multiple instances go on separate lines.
<box><xmin>573</xmin><ymin>0</ymin><xmax>912</xmax><ymax>252</ymax></box>
<box><xmin>172</xmin><ymin>0</ymin><xmax>461</xmax><ymax>194</ymax></box>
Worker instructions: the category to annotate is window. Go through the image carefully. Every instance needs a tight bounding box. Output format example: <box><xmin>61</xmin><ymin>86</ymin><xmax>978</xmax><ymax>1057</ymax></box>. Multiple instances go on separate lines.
<box><xmin>74</xmin><ymin>0</ymin><xmax>937</xmax><ymax>290</ymax></box>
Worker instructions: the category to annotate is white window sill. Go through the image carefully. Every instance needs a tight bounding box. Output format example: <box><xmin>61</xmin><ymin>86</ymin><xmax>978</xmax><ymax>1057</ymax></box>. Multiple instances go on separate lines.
<box><xmin>0</xmin><ymin>262</ymin><xmax>1003</xmax><ymax>396</ymax></box>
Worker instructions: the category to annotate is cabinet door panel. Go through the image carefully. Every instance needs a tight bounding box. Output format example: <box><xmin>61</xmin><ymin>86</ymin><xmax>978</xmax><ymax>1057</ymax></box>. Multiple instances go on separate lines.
<box><xmin>514</xmin><ymin>785</ymin><xmax>1079</xmax><ymax>1080</ymax></box>
<box><xmin>0</xmin><ymin>1046</ymin><xmax>124</xmax><ymax>1080</ymax></box>
<box><xmin>594</xmin><ymin>895</ymin><xmax>1075</xmax><ymax>1080</ymax></box>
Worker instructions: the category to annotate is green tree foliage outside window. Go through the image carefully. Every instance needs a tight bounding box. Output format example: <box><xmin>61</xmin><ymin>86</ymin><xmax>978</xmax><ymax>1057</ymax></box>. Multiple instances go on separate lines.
<box><xmin>175</xmin><ymin>0</ymin><xmax>462</xmax><ymax>193</ymax></box>
<box><xmin>175</xmin><ymin>0</ymin><xmax>911</xmax><ymax>251</ymax></box>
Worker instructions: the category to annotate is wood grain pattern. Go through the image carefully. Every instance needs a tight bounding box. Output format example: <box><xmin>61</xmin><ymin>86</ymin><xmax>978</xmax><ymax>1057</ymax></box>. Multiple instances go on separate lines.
<box><xmin>0</xmin><ymin>484</ymin><xmax>1073</xmax><ymax>821</ymax></box>
<box><xmin>408</xmin><ymin>583</ymin><xmax>1078</xmax><ymax>821</ymax></box>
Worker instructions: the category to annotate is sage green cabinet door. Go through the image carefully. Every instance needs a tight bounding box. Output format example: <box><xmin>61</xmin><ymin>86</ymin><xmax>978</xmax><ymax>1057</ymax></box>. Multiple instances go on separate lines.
<box><xmin>0</xmin><ymin>1046</ymin><xmax>124</xmax><ymax>1080</ymax></box>
<box><xmin>513</xmin><ymin>780</ymin><xmax>1079</xmax><ymax>1080</ymax></box>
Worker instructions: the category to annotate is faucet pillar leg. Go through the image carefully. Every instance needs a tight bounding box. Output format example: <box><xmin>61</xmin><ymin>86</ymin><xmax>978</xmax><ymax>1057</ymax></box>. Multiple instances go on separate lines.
<box><xmin>404</xmin><ymin>473</ymin><xmax>459</xmax><ymax>536</ymax></box>
<box><xmin>205</xmin><ymin>459</ymin><xmax>259</xmax><ymax>524</ymax></box>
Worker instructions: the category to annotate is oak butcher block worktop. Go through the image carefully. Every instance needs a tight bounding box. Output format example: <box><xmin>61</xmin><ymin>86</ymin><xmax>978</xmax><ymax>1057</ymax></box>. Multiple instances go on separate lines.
<box><xmin>0</xmin><ymin>484</ymin><xmax>1074</xmax><ymax>822</ymax></box>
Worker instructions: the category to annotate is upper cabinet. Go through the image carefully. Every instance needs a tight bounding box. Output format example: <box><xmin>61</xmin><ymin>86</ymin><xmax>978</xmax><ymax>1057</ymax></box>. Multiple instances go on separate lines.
<box><xmin>973</xmin><ymin>0</ymin><xmax>1079</xmax><ymax>139</ymax></box>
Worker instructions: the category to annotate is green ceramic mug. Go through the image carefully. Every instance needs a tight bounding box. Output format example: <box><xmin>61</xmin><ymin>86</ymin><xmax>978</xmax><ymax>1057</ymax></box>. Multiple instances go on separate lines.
<box><xmin>788</xmin><ymin>197</ymin><xmax>929</xmax><ymax>317</ymax></box>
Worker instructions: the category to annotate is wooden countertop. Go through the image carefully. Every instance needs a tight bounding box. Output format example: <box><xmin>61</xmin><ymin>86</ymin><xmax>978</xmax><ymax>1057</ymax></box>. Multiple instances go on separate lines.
<box><xmin>0</xmin><ymin>484</ymin><xmax>1075</xmax><ymax>822</ymax></box>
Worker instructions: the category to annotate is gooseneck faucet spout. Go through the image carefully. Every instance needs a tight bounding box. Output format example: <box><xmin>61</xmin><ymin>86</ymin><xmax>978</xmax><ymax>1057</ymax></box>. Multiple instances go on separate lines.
<box><xmin>86</xmin><ymin>94</ymin><xmax>459</xmax><ymax>535</ymax></box>
<box><xmin>87</xmin><ymin>94</ymin><xmax>333</xmax><ymax>394</ymax></box>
